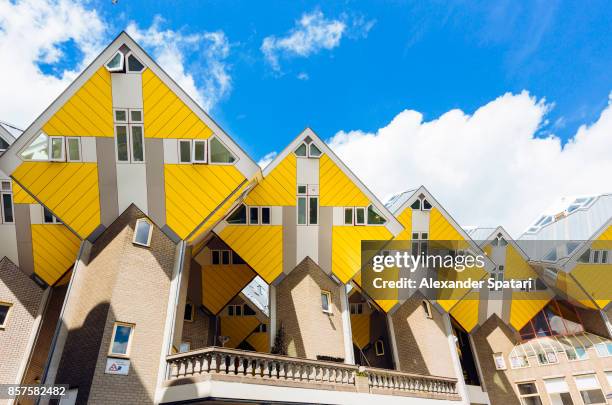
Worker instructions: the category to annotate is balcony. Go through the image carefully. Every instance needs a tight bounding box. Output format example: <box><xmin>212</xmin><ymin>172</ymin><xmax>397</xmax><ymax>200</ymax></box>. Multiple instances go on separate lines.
<box><xmin>161</xmin><ymin>347</ymin><xmax>460</xmax><ymax>404</ymax></box>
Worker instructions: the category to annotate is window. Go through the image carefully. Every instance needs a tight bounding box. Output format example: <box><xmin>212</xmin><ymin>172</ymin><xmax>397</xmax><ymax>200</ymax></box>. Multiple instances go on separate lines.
<box><xmin>517</xmin><ymin>382</ymin><xmax>543</xmax><ymax>405</ymax></box>
<box><xmin>350</xmin><ymin>303</ymin><xmax>363</xmax><ymax>314</ymax></box>
<box><xmin>0</xmin><ymin>302</ymin><xmax>12</xmax><ymax>328</ymax></box>
<box><xmin>115</xmin><ymin>109</ymin><xmax>144</xmax><ymax>163</ymax></box>
<box><xmin>109</xmin><ymin>322</ymin><xmax>134</xmax><ymax>357</ymax></box>
<box><xmin>297</xmin><ymin>185</ymin><xmax>318</xmax><ymax>225</ymax></box>
<box><xmin>355</xmin><ymin>207</ymin><xmax>365</xmax><ymax>225</ymax></box>
<box><xmin>375</xmin><ymin>340</ymin><xmax>385</xmax><ymax>356</ymax></box>
<box><xmin>1</xmin><ymin>181</ymin><xmax>13</xmax><ymax>224</ymax></box>
<box><xmin>21</xmin><ymin>132</ymin><xmax>49</xmax><ymax>160</ymax></box>
<box><xmin>42</xmin><ymin>207</ymin><xmax>62</xmax><ymax>224</ymax></box>
<box><xmin>105</xmin><ymin>51</ymin><xmax>125</xmax><ymax>72</ymax></box>
<box><xmin>422</xmin><ymin>300</ymin><xmax>432</xmax><ymax>319</ymax></box>
<box><xmin>544</xmin><ymin>378</ymin><xmax>574</xmax><ymax>405</ymax></box>
<box><xmin>294</xmin><ymin>143</ymin><xmax>307</xmax><ymax>156</ymax></box>
<box><xmin>243</xmin><ymin>304</ymin><xmax>256</xmax><ymax>316</ymax></box>
<box><xmin>367</xmin><ymin>205</ymin><xmax>387</xmax><ymax>225</ymax></box>
<box><xmin>294</xmin><ymin>139</ymin><xmax>323</xmax><ymax>158</ymax></box>
<box><xmin>227</xmin><ymin>204</ymin><xmax>247</xmax><ymax>224</ymax></box>
<box><xmin>66</xmin><ymin>137</ymin><xmax>81</xmax><ymax>162</ymax></box>
<box><xmin>410</xmin><ymin>199</ymin><xmax>421</xmax><ymax>210</ymax></box>
<box><xmin>49</xmin><ymin>136</ymin><xmax>65</xmax><ymax>161</ymax></box>
<box><xmin>179</xmin><ymin>140</ymin><xmax>192</xmax><ymax>163</ymax></box>
<box><xmin>211</xmin><ymin>250</ymin><xmax>232</xmax><ymax>265</ymax></box>
<box><xmin>594</xmin><ymin>340</ymin><xmax>612</xmax><ymax>357</ymax></box>
<box><xmin>309</xmin><ymin>196</ymin><xmax>318</xmax><ymax>225</ymax></box>
<box><xmin>412</xmin><ymin>232</ymin><xmax>428</xmax><ymax>255</ymax></box>
<box><xmin>256</xmin><ymin>323</ymin><xmax>267</xmax><ymax>333</ymax></box>
<box><xmin>574</xmin><ymin>375</ymin><xmax>605</xmax><ymax>405</ymax></box>
<box><xmin>209</xmin><ymin>137</ymin><xmax>236</xmax><ymax>164</ymax></box>
<box><xmin>126</xmin><ymin>53</ymin><xmax>145</xmax><ymax>72</ymax></box>
<box><xmin>0</xmin><ymin>136</ymin><xmax>10</xmax><ymax>152</ymax></box>
<box><xmin>261</xmin><ymin>207</ymin><xmax>271</xmax><ymax>224</ymax></box>
<box><xmin>321</xmin><ymin>290</ymin><xmax>332</xmax><ymax>313</ymax></box>
<box><xmin>510</xmin><ymin>350</ymin><xmax>529</xmax><ymax>368</ymax></box>
<box><xmin>411</xmin><ymin>194</ymin><xmax>432</xmax><ymax>211</ymax></box>
<box><xmin>490</xmin><ymin>265</ymin><xmax>505</xmax><ymax>291</ymax></box>
<box><xmin>228</xmin><ymin>304</ymin><xmax>254</xmax><ymax>316</ymax></box>
<box><xmin>133</xmin><ymin>218</ymin><xmax>153</xmax><ymax>247</ymax></box>
<box><xmin>249</xmin><ymin>206</ymin><xmax>259</xmax><ymax>224</ymax></box>
<box><xmin>184</xmin><ymin>302</ymin><xmax>194</xmax><ymax>322</ymax></box>
<box><xmin>493</xmin><ymin>353</ymin><xmax>507</xmax><ymax>370</ymax></box>
<box><xmin>309</xmin><ymin>143</ymin><xmax>322</xmax><ymax>157</ymax></box>
<box><xmin>344</xmin><ymin>207</ymin><xmax>354</xmax><ymax>225</ymax></box>
<box><xmin>193</xmin><ymin>140</ymin><xmax>207</xmax><ymax>163</ymax></box>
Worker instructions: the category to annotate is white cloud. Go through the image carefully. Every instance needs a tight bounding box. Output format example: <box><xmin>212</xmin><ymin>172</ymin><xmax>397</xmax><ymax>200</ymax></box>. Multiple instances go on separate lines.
<box><xmin>297</xmin><ymin>72</ymin><xmax>310</xmax><ymax>80</ymax></box>
<box><xmin>261</xmin><ymin>10</ymin><xmax>374</xmax><ymax>71</ymax></box>
<box><xmin>258</xmin><ymin>151</ymin><xmax>277</xmax><ymax>169</ymax></box>
<box><xmin>0</xmin><ymin>0</ymin><xmax>106</xmax><ymax>127</ymax></box>
<box><xmin>327</xmin><ymin>91</ymin><xmax>612</xmax><ymax>236</ymax></box>
<box><xmin>127</xmin><ymin>17</ymin><xmax>232</xmax><ymax>111</ymax></box>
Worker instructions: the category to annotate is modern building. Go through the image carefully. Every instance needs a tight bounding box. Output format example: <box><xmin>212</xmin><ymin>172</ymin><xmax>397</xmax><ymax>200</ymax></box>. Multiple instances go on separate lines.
<box><xmin>0</xmin><ymin>32</ymin><xmax>610</xmax><ymax>405</ymax></box>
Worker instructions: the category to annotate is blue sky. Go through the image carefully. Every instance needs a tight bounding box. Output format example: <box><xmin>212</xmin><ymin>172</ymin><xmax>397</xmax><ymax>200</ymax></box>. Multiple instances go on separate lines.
<box><xmin>2</xmin><ymin>0</ymin><xmax>612</xmax><ymax>234</ymax></box>
<box><xmin>84</xmin><ymin>0</ymin><xmax>612</xmax><ymax>160</ymax></box>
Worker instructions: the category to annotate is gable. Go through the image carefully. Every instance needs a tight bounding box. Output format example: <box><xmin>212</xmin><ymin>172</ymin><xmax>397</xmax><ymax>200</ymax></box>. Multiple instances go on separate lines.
<box><xmin>244</xmin><ymin>153</ymin><xmax>296</xmax><ymax>206</ymax></box>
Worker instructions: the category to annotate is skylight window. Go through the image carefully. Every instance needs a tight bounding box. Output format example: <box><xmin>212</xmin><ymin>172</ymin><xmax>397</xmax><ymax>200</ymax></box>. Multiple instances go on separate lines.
<box><xmin>133</xmin><ymin>218</ymin><xmax>153</xmax><ymax>247</ymax></box>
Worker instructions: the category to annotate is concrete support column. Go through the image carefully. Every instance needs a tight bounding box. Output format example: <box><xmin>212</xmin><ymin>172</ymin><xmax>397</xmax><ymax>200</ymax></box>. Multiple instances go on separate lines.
<box><xmin>386</xmin><ymin>313</ymin><xmax>401</xmax><ymax>371</ymax></box>
<box><xmin>339</xmin><ymin>284</ymin><xmax>355</xmax><ymax>364</ymax></box>
<box><xmin>442</xmin><ymin>313</ymin><xmax>470</xmax><ymax>405</ymax></box>
<box><xmin>269</xmin><ymin>285</ymin><xmax>277</xmax><ymax>350</ymax></box>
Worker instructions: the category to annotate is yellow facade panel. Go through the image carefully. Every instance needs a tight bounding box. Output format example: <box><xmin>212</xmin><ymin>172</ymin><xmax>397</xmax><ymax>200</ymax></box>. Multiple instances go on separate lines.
<box><xmin>31</xmin><ymin>224</ymin><xmax>80</xmax><ymax>285</ymax></box>
<box><xmin>572</xmin><ymin>264</ymin><xmax>611</xmax><ymax>309</ymax></box>
<box><xmin>319</xmin><ymin>154</ymin><xmax>370</xmax><ymax>207</ymax></box>
<box><xmin>218</xmin><ymin>225</ymin><xmax>283</xmax><ymax>284</ymax></box>
<box><xmin>246</xmin><ymin>330</ymin><xmax>269</xmax><ymax>353</ymax></box>
<box><xmin>351</xmin><ymin>313</ymin><xmax>371</xmax><ymax>349</ymax></box>
<box><xmin>244</xmin><ymin>154</ymin><xmax>296</xmax><ymax>206</ymax></box>
<box><xmin>449</xmin><ymin>292</ymin><xmax>479</xmax><ymax>332</ymax></box>
<box><xmin>437</xmin><ymin>266</ymin><xmax>487</xmax><ymax>312</ymax></box>
<box><xmin>42</xmin><ymin>67</ymin><xmax>113</xmax><ymax>137</ymax></box>
<box><xmin>220</xmin><ymin>315</ymin><xmax>260</xmax><ymax>349</ymax></box>
<box><xmin>509</xmin><ymin>294</ymin><xmax>551</xmax><ymax>330</ymax></box>
<box><xmin>429</xmin><ymin>208</ymin><xmax>464</xmax><ymax>242</ymax></box>
<box><xmin>164</xmin><ymin>164</ymin><xmax>245</xmax><ymax>239</ymax></box>
<box><xmin>142</xmin><ymin>69</ymin><xmax>213</xmax><ymax>139</ymax></box>
<box><xmin>394</xmin><ymin>207</ymin><xmax>413</xmax><ymax>241</ymax></box>
<box><xmin>352</xmin><ymin>272</ymin><xmax>398</xmax><ymax>312</ymax></box>
<box><xmin>12</xmin><ymin>181</ymin><xmax>36</xmax><ymax>204</ymax></box>
<box><xmin>201</xmin><ymin>264</ymin><xmax>255</xmax><ymax>314</ymax></box>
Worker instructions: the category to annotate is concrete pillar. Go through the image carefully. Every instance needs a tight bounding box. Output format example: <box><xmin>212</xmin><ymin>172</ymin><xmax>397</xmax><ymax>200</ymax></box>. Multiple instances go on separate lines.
<box><xmin>442</xmin><ymin>313</ymin><xmax>470</xmax><ymax>405</ymax></box>
<box><xmin>339</xmin><ymin>284</ymin><xmax>355</xmax><ymax>364</ymax></box>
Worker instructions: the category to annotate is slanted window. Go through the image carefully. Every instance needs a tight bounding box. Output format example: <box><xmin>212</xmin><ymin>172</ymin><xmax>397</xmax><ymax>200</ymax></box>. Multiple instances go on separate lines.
<box><xmin>0</xmin><ymin>302</ymin><xmax>12</xmax><ymax>329</ymax></box>
<box><xmin>105</xmin><ymin>51</ymin><xmax>125</xmax><ymax>72</ymax></box>
<box><xmin>184</xmin><ymin>302</ymin><xmax>194</xmax><ymax>322</ymax></box>
<box><xmin>374</xmin><ymin>340</ymin><xmax>385</xmax><ymax>356</ymax></box>
<box><xmin>0</xmin><ymin>136</ymin><xmax>9</xmax><ymax>152</ymax></box>
<box><xmin>493</xmin><ymin>353</ymin><xmax>506</xmax><ymax>370</ymax></box>
<box><xmin>109</xmin><ymin>322</ymin><xmax>134</xmax><ymax>357</ymax></box>
<box><xmin>66</xmin><ymin>137</ymin><xmax>81</xmax><ymax>162</ymax></box>
<box><xmin>321</xmin><ymin>290</ymin><xmax>332</xmax><ymax>313</ymax></box>
<box><xmin>42</xmin><ymin>207</ymin><xmax>62</xmax><ymax>224</ymax></box>
<box><xmin>309</xmin><ymin>143</ymin><xmax>322</xmax><ymax>157</ymax></box>
<box><xmin>575</xmin><ymin>374</ymin><xmax>605</xmax><ymax>405</ymax></box>
<box><xmin>517</xmin><ymin>382</ymin><xmax>542</xmax><ymax>405</ymax></box>
<box><xmin>193</xmin><ymin>140</ymin><xmax>207</xmax><ymax>163</ymax></box>
<box><xmin>344</xmin><ymin>207</ymin><xmax>354</xmax><ymax>225</ymax></box>
<box><xmin>243</xmin><ymin>304</ymin><xmax>256</xmax><ymax>316</ymax></box>
<box><xmin>126</xmin><ymin>53</ymin><xmax>145</xmax><ymax>72</ymax></box>
<box><xmin>294</xmin><ymin>143</ymin><xmax>307</xmax><ymax>157</ymax></box>
<box><xmin>411</xmin><ymin>194</ymin><xmax>433</xmax><ymax>211</ymax></box>
<box><xmin>227</xmin><ymin>204</ymin><xmax>247</xmax><ymax>224</ymax></box>
<box><xmin>423</xmin><ymin>199</ymin><xmax>432</xmax><ymax>210</ymax></box>
<box><xmin>49</xmin><ymin>136</ymin><xmax>65</xmax><ymax>161</ymax></box>
<box><xmin>209</xmin><ymin>137</ymin><xmax>236</xmax><ymax>164</ymax></box>
<box><xmin>422</xmin><ymin>300</ymin><xmax>432</xmax><ymax>318</ymax></box>
<box><xmin>179</xmin><ymin>140</ymin><xmax>192</xmax><ymax>163</ymax></box>
<box><xmin>410</xmin><ymin>199</ymin><xmax>421</xmax><ymax>210</ymax></box>
<box><xmin>367</xmin><ymin>205</ymin><xmax>387</xmax><ymax>225</ymax></box>
<box><xmin>133</xmin><ymin>218</ymin><xmax>153</xmax><ymax>247</ymax></box>
<box><xmin>355</xmin><ymin>207</ymin><xmax>365</xmax><ymax>225</ymax></box>
<box><xmin>1</xmin><ymin>181</ymin><xmax>13</xmax><ymax>224</ymax></box>
<box><xmin>21</xmin><ymin>132</ymin><xmax>49</xmax><ymax>160</ymax></box>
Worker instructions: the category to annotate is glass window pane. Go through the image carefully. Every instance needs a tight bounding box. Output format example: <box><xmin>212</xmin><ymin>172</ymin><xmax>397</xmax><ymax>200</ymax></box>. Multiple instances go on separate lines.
<box><xmin>250</xmin><ymin>207</ymin><xmax>259</xmax><ymax>224</ymax></box>
<box><xmin>294</xmin><ymin>143</ymin><xmax>307</xmax><ymax>156</ymax></box>
<box><xmin>106</xmin><ymin>52</ymin><xmax>123</xmax><ymax>71</ymax></box>
<box><xmin>227</xmin><ymin>205</ymin><xmax>246</xmax><ymax>224</ymax></box>
<box><xmin>43</xmin><ymin>208</ymin><xmax>54</xmax><ymax>223</ymax></box>
<box><xmin>580</xmin><ymin>389</ymin><xmax>605</xmax><ymax>404</ymax></box>
<box><xmin>344</xmin><ymin>208</ymin><xmax>353</xmax><ymax>225</ymax></box>
<box><xmin>297</xmin><ymin>197</ymin><xmax>306</xmax><ymax>225</ymax></box>
<box><xmin>309</xmin><ymin>197</ymin><xmax>318</xmax><ymax>225</ymax></box>
<box><xmin>222</xmin><ymin>251</ymin><xmax>230</xmax><ymax>264</ymax></box>
<box><xmin>423</xmin><ymin>199</ymin><xmax>432</xmax><ymax>209</ymax></box>
<box><xmin>116</xmin><ymin>126</ymin><xmax>129</xmax><ymax>161</ymax></box>
<box><xmin>111</xmin><ymin>325</ymin><xmax>132</xmax><ymax>355</ymax></box>
<box><xmin>50</xmin><ymin>138</ymin><xmax>63</xmax><ymax>160</ymax></box>
<box><xmin>194</xmin><ymin>141</ymin><xmax>206</xmax><ymax>162</ymax></box>
<box><xmin>309</xmin><ymin>143</ymin><xmax>322</xmax><ymax>157</ymax></box>
<box><xmin>367</xmin><ymin>205</ymin><xmax>387</xmax><ymax>224</ymax></box>
<box><xmin>356</xmin><ymin>208</ymin><xmax>365</xmax><ymax>224</ymax></box>
<box><xmin>134</xmin><ymin>220</ymin><xmax>151</xmax><ymax>245</ymax></box>
<box><xmin>321</xmin><ymin>293</ymin><xmax>330</xmax><ymax>311</ymax></box>
<box><xmin>131</xmin><ymin>126</ymin><xmax>144</xmax><ymax>162</ymax></box>
<box><xmin>115</xmin><ymin>110</ymin><xmax>127</xmax><ymax>122</ymax></box>
<box><xmin>261</xmin><ymin>207</ymin><xmax>271</xmax><ymax>224</ymax></box>
<box><xmin>210</xmin><ymin>138</ymin><xmax>236</xmax><ymax>163</ymax></box>
<box><xmin>67</xmin><ymin>138</ymin><xmax>80</xmax><ymax>161</ymax></box>
<box><xmin>2</xmin><ymin>194</ymin><xmax>13</xmax><ymax>223</ymax></box>
<box><xmin>179</xmin><ymin>141</ymin><xmax>191</xmax><ymax>163</ymax></box>
<box><xmin>21</xmin><ymin>133</ymin><xmax>49</xmax><ymax>160</ymax></box>
<box><xmin>127</xmin><ymin>54</ymin><xmax>144</xmax><ymax>72</ymax></box>
<box><xmin>297</xmin><ymin>185</ymin><xmax>307</xmax><ymax>194</ymax></box>
<box><xmin>410</xmin><ymin>199</ymin><xmax>421</xmax><ymax>210</ymax></box>
<box><xmin>523</xmin><ymin>397</ymin><xmax>543</xmax><ymax>405</ymax></box>
<box><xmin>0</xmin><ymin>137</ymin><xmax>9</xmax><ymax>151</ymax></box>
<box><xmin>130</xmin><ymin>110</ymin><xmax>142</xmax><ymax>122</ymax></box>
<box><xmin>184</xmin><ymin>303</ymin><xmax>193</xmax><ymax>321</ymax></box>
<box><xmin>518</xmin><ymin>383</ymin><xmax>538</xmax><ymax>395</ymax></box>
<box><xmin>0</xmin><ymin>304</ymin><xmax>9</xmax><ymax>325</ymax></box>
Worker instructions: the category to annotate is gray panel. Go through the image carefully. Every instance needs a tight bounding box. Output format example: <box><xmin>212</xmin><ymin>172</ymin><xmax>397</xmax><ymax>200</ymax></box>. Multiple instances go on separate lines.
<box><xmin>318</xmin><ymin>207</ymin><xmax>333</xmax><ymax>274</ymax></box>
<box><xmin>501</xmin><ymin>286</ymin><xmax>513</xmax><ymax>323</ymax></box>
<box><xmin>478</xmin><ymin>287</ymin><xmax>489</xmax><ymax>326</ymax></box>
<box><xmin>87</xmin><ymin>224</ymin><xmax>106</xmax><ymax>243</ymax></box>
<box><xmin>145</xmin><ymin>138</ymin><xmax>166</xmax><ymax>227</ymax></box>
<box><xmin>282</xmin><ymin>206</ymin><xmax>297</xmax><ymax>274</ymax></box>
<box><xmin>161</xmin><ymin>225</ymin><xmax>180</xmax><ymax>244</ymax></box>
<box><xmin>96</xmin><ymin>137</ymin><xmax>119</xmax><ymax>227</ymax></box>
<box><xmin>14</xmin><ymin>204</ymin><xmax>34</xmax><ymax>275</ymax></box>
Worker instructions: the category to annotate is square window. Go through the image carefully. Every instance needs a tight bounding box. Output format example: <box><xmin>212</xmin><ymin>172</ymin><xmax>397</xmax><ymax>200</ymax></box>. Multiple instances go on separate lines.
<box><xmin>109</xmin><ymin>322</ymin><xmax>134</xmax><ymax>357</ymax></box>
<box><xmin>344</xmin><ymin>208</ymin><xmax>353</xmax><ymax>225</ymax></box>
<box><xmin>321</xmin><ymin>290</ymin><xmax>332</xmax><ymax>313</ymax></box>
<box><xmin>249</xmin><ymin>207</ymin><xmax>259</xmax><ymax>224</ymax></box>
<box><xmin>66</xmin><ymin>137</ymin><xmax>81</xmax><ymax>162</ymax></box>
<box><xmin>1</xmin><ymin>181</ymin><xmax>10</xmax><ymax>192</ymax></box>
<box><xmin>493</xmin><ymin>353</ymin><xmax>507</xmax><ymax>370</ymax></box>
<box><xmin>261</xmin><ymin>207</ymin><xmax>271</xmax><ymax>224</ymax></box>
<box><xmin>130</xmin><ymin>109</ymin><xmax>143</xmax><ymax>123</ymax></box>
<box><xmin>0</xmin><ymin>302</ymin><xmax>12</xmax><ymax>328</ymax></box>
<box><xmin>133</xmin><ymin>219</ymin><xmax>153</xmax><ymax>247</ymax></box>
<box><xmin>114</xmin><ymin>109</ymin><xmax>128</xmax><ymax>123</ymax></box>
<box><xmin>49</xmin><ymin>137</ymin><xmax>65</xmax><ymax>161</ymax></box>
<box><xmin>297</xmin><ymin>185</ymin><xmax>307</xmax><ymax>195</ymax></box>
<box><xmin>193</xmin><ymin>140</ymin><xmax>207</xmax><ymax>163</ymax></box>
<box><xmin>178</xmin><ymin>140</ymin><xmax>192</xmax><ymax>163</ymax></box>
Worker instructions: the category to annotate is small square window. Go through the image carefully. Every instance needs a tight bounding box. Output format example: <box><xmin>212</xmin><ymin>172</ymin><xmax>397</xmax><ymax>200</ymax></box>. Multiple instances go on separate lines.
<box><xmin>193</xmin><ymin>140</ymin><xmax>207</xmax><ymax>163</ymax></box>
<box><xmin>261</xmin><ymin>207</ymin><xmax>271</xmax><ymax>224</ymax></box>
<box><xmin>1</xmin><ymin>181</ymin><xmax>10</xmax><ymax>192</ymax></box>
<box><xmin>109</xmin><ymin>322</ymin><xmax>134</xmax><ymax>357</ymax></box>
<box><xmin>0</xmin><ymin>302</ymin><xmax>12</xmax><ymax>328</ymax></box>
<box><xmin>297</xmin><ymin>185</ymin><xmax>307</xmax><ymax>195</ymax></box>
<box><xmin>321</xmin><ymin>290</ymin><xmax>332</xmax><ymax>313</ymax></box>
<box><xmin>114</xmin><ymin>109</ymin><xmax>128</xmax><ymax>123</ymax></box>
<box><xmin>133</xmin><ymin>218</ymin><xmax>153</xmax><ymax>247</ymax></box>
<box><xmin>129</xmin><ymin>109</ymin><xmax>143</xmax><ymax>123</ymax></box>
<box><xmin>178</xmin><ymin>140</ymin><xmax>192</xmax><ymax>163</ymax></box>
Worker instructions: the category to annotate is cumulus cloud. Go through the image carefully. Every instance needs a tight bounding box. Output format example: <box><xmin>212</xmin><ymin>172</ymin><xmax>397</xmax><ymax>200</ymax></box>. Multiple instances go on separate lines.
<box><xmin>127</xmin><ymin>17</ymin><xmax>232</xmax><ymax>111</ymax></box>
<box><xmin>258</xmin><ymin>151</ymin><xmax>278</xmax><ymax>169</ymax></box>
<box><xmin>0</xmin><ymin>0</ymin><xmax>106</xmax><ymax>127</ymax></box>
<box><xmin>261</xmin><ymin>10</ymin><xmax>374</xmax><ymax>71</ymax></box>
<box><xmin>327</xmin><ymin>91</ymin><xmax>612</xmax><ymax>236</ymax></box>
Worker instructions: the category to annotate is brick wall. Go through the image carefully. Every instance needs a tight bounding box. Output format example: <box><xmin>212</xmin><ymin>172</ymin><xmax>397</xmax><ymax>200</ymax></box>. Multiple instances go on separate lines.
<box><xmin>275</xmin><ymin>257</ymin><xmax>346</xmax><ymax>360</ymax></box>
<box><xmin>181</xmin><ymin>259</ymin><xmax>212</xmax><ymax>350</ymax></box>
<box><xmin>0</xmin><ymin>257</ymin><xmax>44</xmax><ymax>388</ymax></box>
<box><xmin>391</xmin><ymin>294</ymin><xmax>456</xmax><ymax>378</ymax></box>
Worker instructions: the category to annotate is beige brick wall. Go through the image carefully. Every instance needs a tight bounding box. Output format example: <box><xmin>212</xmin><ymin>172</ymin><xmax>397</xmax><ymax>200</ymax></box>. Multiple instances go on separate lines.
<box><xmin>181</xmin><ymin>259</ymin><xmax>212</xmax><ymax>350</ymax></box>
<box><xmin>55</xmin><ymin>205</ymin><xmax>177</xmax><ymax>404</ymax></box>
<box><xmin>391</xmin><ymin>294</ymin><xmax>456</xmax><ymax>378</ymax></box>
<box><xmin>0</xmin><ymin>257</ymin><xmax>44</xmax><ymax>388</ymax></box>
<box><xmin>275</xmin><ymin>257</ymin><xmax>346</xmax><ymax>360</ymax></box>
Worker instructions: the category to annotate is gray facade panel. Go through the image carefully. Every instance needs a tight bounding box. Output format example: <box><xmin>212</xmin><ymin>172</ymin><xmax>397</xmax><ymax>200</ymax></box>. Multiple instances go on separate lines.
<box><xmin>96</xmin><ymin>137</ymin><xmax>119</xmax><ymax>227</ymax></box>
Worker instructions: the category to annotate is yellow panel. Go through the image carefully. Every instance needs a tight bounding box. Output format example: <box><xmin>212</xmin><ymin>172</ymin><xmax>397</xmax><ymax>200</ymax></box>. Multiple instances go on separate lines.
<box><xmin>332</xmin><ymin>226</ymin><xmax>393</xmax><ymax>284</ymax></box>
<box><xmin>201</xmin><ymin>264</ymin><xmax>255</xmax><ymax>314</ymax></box>
<box><xmin>572</xmin><ymin>264</ymin><xmax>611</xmax><ymax>308</ymax></box>
<box><xmin>429</xmin><ymin>208</ymin><xmax>464</xmax><ymax>241</ymax></box>
<box><xmin>12</xmin><ymin>181</ymin><xmax>36</xmax><ymax>204</ymax></box>
<box><xmin>319</xmin><ymin>154</ymin><xmax>370</xmax><ymax>207</ymax></box>
<box><xmin>352</xmin><ymin>271</ymin><xmax>398</xmax><ymax>312</ymax></box>
<box><xmin>509</xmin><ymin>294</ymin><xmax>551</xmax><ymax>330</ymax></box>
<box><xmin>591</xmin><ymin>225</ymin><xmax>612</xmax><ymax>249</ymax></box>
<box><xmin>449</xmin><ymin>292</ymin><xmax>479</xmax><ymax>332</ymax></box>
<box><xmin>31</xmin><ymin>224</ymin><xmax>80</xmax><ymax>285</ymax></box>
<box><xmin>165</xmin><ymin>164</ymin><xmax>245</xmax><ymax>239</ymax></box>
<box><xmin>12</xmin><ymin>162</ymin><xmax>100</xmax><ymax>238</ymax></box>
<box><xmin>219</xmin><ymin>225</ymin><xmax>283</xmax><ymax>284</ymax></box>
<box><xmin>437</xmin><ymin>265</ymin><xmax>487</xmax><ymax>312</ymax></box>
<box><xmin>394</xmin><ymin>207</ymin><xmax>412</xmax><ymax>241</ymax></box>
<box><xmin>220</xmin><ymin>315</ymin><xmax>260</xmax><ymax>349</ymax></box>
<box><xmin>244</xmin><ymin>154</ymin><xmax>296</xmax><ymax>206</ymax></box>
<box><xmin>351</xmin><ymin>313</ymin><xmax>370</xmax><ymax>349</ymax></box>
<box><xmin>246</xmin><ymin>330</ymin><xmax>269</xmax><ymax>353</ymax></box>
<box><xmin>142</xmin><ymin>69</ymin><xmax>213</xmax><ymax>139</ymax></box>
<box><xmin>42</xmin><ymin>67</ymin><xmax>113</xmax><ymax>137</ymax></box>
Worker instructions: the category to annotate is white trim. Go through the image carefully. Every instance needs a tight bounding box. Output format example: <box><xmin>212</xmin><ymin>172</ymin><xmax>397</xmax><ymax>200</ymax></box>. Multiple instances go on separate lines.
<box><xmin>208</xmin><ymin>135</ymin><xmax>239</xmax><ymax>165</ymax></box>
<box><xmin>108</xmin><ymin>321</ymin><xmax>135</xmax><ymax>358</ymax></box>
<box><xmin>49</xmin><ymin>136</ymin><xmax>65</xmax><ymax>162</ymax></box>
<box><xmin>193</xmin><ymin>139</ymin><xmax>207</xmax><ymax>163</ymax></box>
<box><xmin>321</xmin><ymin>290</ymin><xmax>332</xmax><ymax>314</ymax></box>
<box><xmin>125</xmin><ymin>51</ymin><xmax>146</xmax><ymax>73</ymax></box>
<box><xmin>105</xmin><ymin>50</ymin><xmax>125</xmax><ymax>72</ymax></box>
<box><xmin>65</xmin><ymin>137</ymin><xmax>82</xmax><ymax>162</ymax></box>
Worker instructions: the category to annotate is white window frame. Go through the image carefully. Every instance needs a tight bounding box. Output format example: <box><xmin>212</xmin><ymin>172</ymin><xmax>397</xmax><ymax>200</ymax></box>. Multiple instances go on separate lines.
<box><xmin>0</xmin><ymin>301</ymin><xmax>12</xmax><ymax>329</ymax></box>
<box><xmin>260</xmin><ymin>207</ymin><xmax>271</xmax><ymax>225</ymax></box>
<box><xmin>133</xmin><ymin>218</ymin><xmax>153</xmax><ymax>247</ymax></box>
<box><xmin>129</xmin><ymin>124</ymin><xmax>145</xmax><ymax>163</ymax></box>
<box><xmin>0</xmin><ymin>181</ymin><xmax>14</xmax><ymax>224</ymax></box>
<box><xmin>574</xmin><ymin>374</ymin><xmax>606</xmax><ymax>405</ymax></box>
<box><xmin>355</xmin><ymin>207</ymin><xmax>366</xmax><ymax>226</ymax></box>
<box><xmin>228</xmin><ymin>304</ymin><xmax>243</xmax><ymax>316</ymax></box>
<box><xmin>115</xmin><ymin>109</ymin><xmax>145</xmax><ymax>164</ymax></box>
<box><xmin>344</xmin><ymin>207</ymin><xmax>354</xmax><ymax>225</ymax></box>
<box><xmin>114</xmin><ymin>108</ymin><xmax>128</xmax><ymax>123</ymax></box>
<box><xmin>49</xmin><ymin>136</ymin><xmax>66</xmax><ymax>162</ymax></box>
<box><xmin>297</xmin><ymin>185</ymin><xmax>318</xmax><ymax>226</ymax></box>
<box><xmin>493</xmin><ymin>352</ymin><xmax>507</xmax><ymax>370</ymax></box>
<box><xmin>178</xmin><ymin>139</ymin><xmax>192</xmax><ymax>164</ymax></box>
<box><xmin>375</xmin><ymin>339</ymin><xmax>385</xmax><ymax>356</ymax></box>
<box><xmin>321</xmin><ymin>290</ymin><xmax>332</xmax><ymax>314</ymax></box>
<box><xmin>192</xmin><ymin>139</ymin><xmax>207</xmax><ymax>164</ymax></box>
<box><xmin>517</xmin><ymin>382</ymin><xmax>542</xmax><ymax>405</ymax></box>
<box><xmin>108</xmin><ymin>321</ymin><xmax>135</xmax><ymax>358</ymax></box>
<box><xmin>125</xmin><ymin>52</ymin><xmax>146</xmax><ymax>73</ymax></box>
<box><xmin>105</xmin><ymin>51</ymin><xmax>125</xmax><ymax>72</ymax></box>
<box><xmin>208</xmin><ymin>136</ymin><xmax>238</xmax><ymax>165</ymax></box>
<box><xmin>249</xmin><ymin>206</ymin><xmax>260</xmax><ymax>225</ymax></box>
<box><xmin>350</xmin><ymin>303</ymin><xmax>363</xmax><ymax>315</ymax></box>
<box><xmin>115</xmin><ymin>124</ymin><xmax>130</xmax><ymax>163</ymax></box>
<box><xmin>129</xmin><ymin>109</ymin><xmax>144</xmax><ymax>124</ymax></box>
<box><xmin>65</xmin><ymin>137</ymin><xmax>82</xmax><ymax>162</ymax></box>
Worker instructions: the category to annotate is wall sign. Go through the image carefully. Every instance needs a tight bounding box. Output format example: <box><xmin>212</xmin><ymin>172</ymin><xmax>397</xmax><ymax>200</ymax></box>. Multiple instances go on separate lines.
<box><xmin>105</xmin><ymin>358</ymin><xmax>130</xmax><ymax>375</ymax></box>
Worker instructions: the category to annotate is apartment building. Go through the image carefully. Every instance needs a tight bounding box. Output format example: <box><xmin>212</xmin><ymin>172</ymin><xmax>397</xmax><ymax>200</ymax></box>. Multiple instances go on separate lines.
<box><xmin>0</xmin><ymin>32</ymin><xmax>610</xmax><ymax>405</ymax></box>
